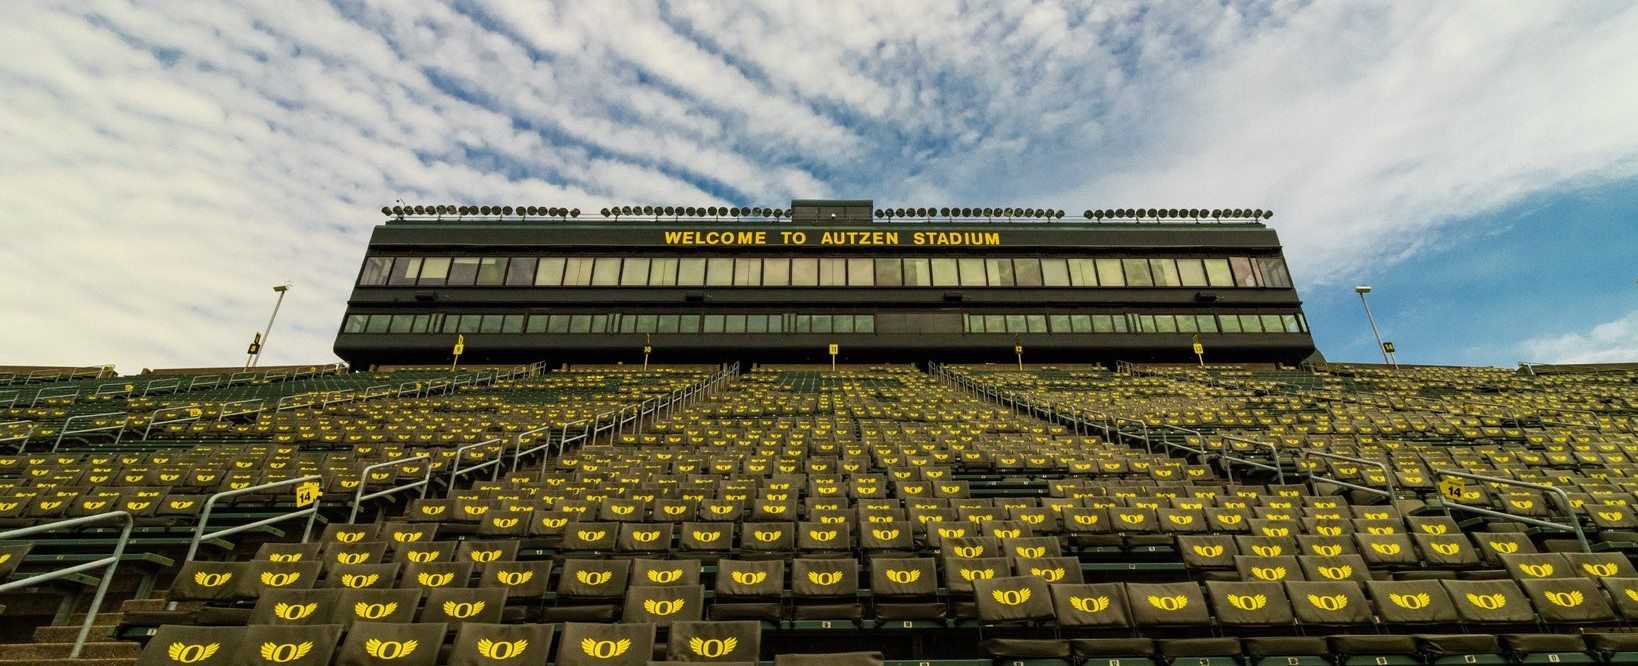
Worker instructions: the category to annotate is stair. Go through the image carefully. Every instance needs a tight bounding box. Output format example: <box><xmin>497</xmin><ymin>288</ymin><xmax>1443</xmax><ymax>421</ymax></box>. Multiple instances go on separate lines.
<box><xmin>0</xmin><ymin>597</ymin><xmax>152</xmax><ymax>666</ymax></box>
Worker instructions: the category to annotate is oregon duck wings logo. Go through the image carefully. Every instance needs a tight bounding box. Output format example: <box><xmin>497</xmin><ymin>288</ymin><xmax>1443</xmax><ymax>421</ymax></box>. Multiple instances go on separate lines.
<box><xmin>1306</xmin><ymin>594</ymin><xmax>1347</xmax><ymax>612</ymax></box>
<box><xmin>1583</xmin><ymin>563</ymin><xmax>1619</xmax><ymax>577</ymax></box>
<box><xmin>1147</xmin><ymin>594</ymin><xmax>1188</xmax><ymax>611</ymax></box>
<box><xmin>1249</xmin><ymin>566</ymin><xmax>1286</xmax><ymax>581</ymax></box>
<box><xmin>442</xmin><ymin>600</ymin><xmax>486</xmax><ymax>618</ymax></box>
<box><xmin>884</xmin><ymin>569</ymin><xmax>920</xmax><ymax>584</ymax></box>
<box><xmin>1464</xmin><ymin>593</ymin><xmax>1506</xmax><ymax>610</ymax></box>
<box><xmin>259</xmin><ymin>641</ymin><xmax>313</xmax><ymax>663</ymax></box>
<box><xmin>165</xmin><ymin>642</ymin><xmax>220</xmax><ymax>664</ymax></box>
<box><xmin>478</xmin><ymin>638</ymin><xmax>529</xmax><ymax>660</ymax></box>
<box><xmin>1388</xmin><ymin>592</ymin><xmax>1431</xmax><ymax>609</ymax></box>
<box><xmin>260</xmin><ymin>571</ymin><xmax>301</xmax><ymax>587</ymax></box>
<box><xmin>1542</xmin><ymin>590</ymin><xmax>1583</xmax><ymax>608</ymax></box>
<box><xmin>194</xmin><ymin>571</ymin><xmax>232</xmax><ymax>587</ymax></box>
<box><xmin>1517</xmin><ymin>563</ymin><xmax>1554</xmax><ymax>578</ymax></box>
<box><xmin>992</xmin><ymin>587</ymin><xmax>1031</xmax><ymax>606</ymax></box>
<box><xmin>583</xmin><ymin>638</ymin><xmax>632</xmax><ymax>661</ymax></box>
<box><xmin>807</xmin><ymin>570</ymin><xmax>842</xmax><ymax>586</ymax></box>
<box><xmin>688</xmin><ymin>636</ymin><xmax>738</xmax><ymax>658</ymax></box>
<box><xmin>364</xmin><ymin>638</ymin><xmax>418</xmax><ymax>660</ymax></box>
<box><xmin>642</xmin><ymin>598</ymin><xmax>686</xmax><ymax>616</ymax></box>
<box><xmin>1226</xmin><ymin>594</ymin><xmax>1266</xmax><ymax>611</ymax></box>
<box><xmin>646</xmin><ymin>568</ymin><xmax>682</xmax><ymax>584</ymax></box>
<box><xmin>1069</xmin><ymin>595</ymin><xmax>1110</xmax><ymax>613</ymax></box>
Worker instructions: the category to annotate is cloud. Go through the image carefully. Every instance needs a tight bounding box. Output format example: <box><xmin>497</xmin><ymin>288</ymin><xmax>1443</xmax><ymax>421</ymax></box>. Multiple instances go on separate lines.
<box><xmin>1518</xmin><ymin>309</ymin><xmax>1638</xmax><ymax>364</ymax></box>
<box><xmin>1</xmin><ymin>1</ymin><xmax>1635</xmax><ymax>371</ymax></box>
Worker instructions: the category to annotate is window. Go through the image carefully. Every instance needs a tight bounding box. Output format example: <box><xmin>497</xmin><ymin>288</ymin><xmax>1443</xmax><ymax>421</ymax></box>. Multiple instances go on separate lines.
<box><xmin>525</xmin><ymin>315</ymin><xmax>547</xmax><ymax>333</ymax></box>
<box><xmin>746</xmin><ymin>314</ymin><xmax>767</xmax><ymax>333</ymax></box>
<box><xmin>930</xmin><ymin>259</ymin><xmax>958</xmax><ymax>286</ymax></box>
<box><xmin>679</xmin><ymin>314</ymin><xmax>699</xmax><ymax>332</ymax></box>
<box><xmin>359</xmin><ymin>257</ymin><xmax>392</xmax><ymax>286</ymax></box>
<box><xmin>704</xmin><ymin>256</ymin><xmax>730</xmax><ymax>286</ymax></box>
<box><xmin>958</xmin><ymin>258</ymin><xmax>986</xmax><ymax>286</ymax></box>
<box><xmin>1239</xmin><ymin>314</ymin><xmax>1263</xmax><ymax>333</ymax></box>
<box><xmin>1258</xmin><ymin>257</ymin><xmax>1292</xmax><ymax>288</ymax></box>
<box><xmin>767</xmin><ymin>314</ymin><xmax>784</xmax><ymax>333</ymax></box>
<box><xmin>1196</xmin><ymin>315</ymin><xmax>1219</xmax><ymax>333</ymax></box>
<box><xmin>546</xmin><ymin>315</ymin><xmax>569</xmax><ymax>334</ymax></box>
<box><xmin>1137</xmin><ymin>315</ymin><xmax>1157</xmax><ymax>333</ymax></box>
<box><xmin>818</xmin><ymin>258</ymin><xmax>846</xmax><ymax>286</ymax></box>
<box><xmin>505</xmin><ymin>258</ymin><xmax>537</xmax><ymax>286</ymax></box>
<box><xmin>763</xmin><ymin>258</ymin><xmax>790</xmax><ymax>286</ymax></box>
<box><xmin>562</xmin><ymin>258</ymin><xmax>594</xmax><ymax>286</ymax></box>
<box><xmin>365</xmin><ymin>314</ymin><xmax>390</xmax><ymax>333</ymax></box>
<box><xmin>1262</xmin><ymin>314</ymin><xmax>1285</xmax><ymax>333</ymax></box>
<box><xmin>416</xmin><ymin>257</ymin><xmax>450</xmax><ymax>286</ymax></box>
<box><xmin>1050</xmin><ymin>314</ymin><xmax>1071</xmax><ymax>332</ymax></box>
<box><xmin>1070</xmin><ymin>315</ymin><xmax>1091</xmax><ymax>333</ymax></box>
<box><xmin>475</xmin><ymin>258</ymin><xmax>507</xmax><ymax>286</ymax></box>
<box><xmin>479</xmin><ymin>315</ymin><xmax>502</xmax><ymax>333</ymax></box>
<box><xmin>657</xmin><ymin>315</ymin><xmax>679</xmax><ymax>333</ymax></box>
<box><xmin>1026</xmin><ymin>315</ymin><xmax>1047</xmax><ymax>333</ymax></box>
<box><xmin>874</xmin><ymin>258</ymin><xmax>902</xmax><ymax>286</ymax></box>
<box><xmin>387</xmin><ymin>257</ymin><xmax>422</xmax><ymax>285</ymax></box>
<box><xmin>388</xmin><ymin>312</ymin><xmax>416</xmax><ymax>333</ymax></box>
<box><xmin>677</xmin><ymin>258</ymin><xmax>707</xmax><ymax>286</ymax></box>
<box><xmin>1219</xmin><ymin>315</ymin><xmax>1241</xmax><ymax>333</ymax></box>
<box><xmin>793</xmin><ymin>315</ymin><xmax>810</xmax><ymax>333</ymax></box>
<box><xmin>1154</xmin><ymin>314</ymin><xmax>1177</xmax><ymax>333</ymax></box>
<box><xmin>1040</xmin><ymin>259</ymin><xmax>1070</xmax><ymax>287</ymax></box>
<box><xmin>1148</xmin><ymin>259</ymin><xmax>1180</xmax><ymax>287</ymax></box>
<box><xmin>847</xmin><ymin>258</ymin><xmax>875</xmax><ymax>286</ymax></box>
<box><xmin>412</xmin><ymin>314</ymin><xmax>432</xmax><ymax>333</ymax></box>
<box><xmin>343</xmin><ymin>314</ymin><xmax>368</xmax><ymax>333</ymax></box>
<box><xmin>535</xmin><ymin>258</ymin><xmax>566</xmax><ymax>286</ymax></box>
<box><xmin>500</xmin><ymin>314</ymin><xmax>524</xmax><ymax>334</ymax></box>
<box><xmin>1088</xmin><ymin>259</ymin><xmax>1118</xmax><ymax>286</ymax></box>
<box><xmin>834</xmin><ymin>314</ymin><xmax>854</xmax><ymax>333</ymax></box>
<box><xmin>635</xmin><ymin>315</ymin><xmax>658</xmax><ymax>333</ymax></box>
<box><xmin>902</xmin><ymin>258</ymin><xmax>931</xmax><ymax>286</ymax></box>
<box><xmin>856</xmin><ymin>315</ymin><xmax>874</xmax><ymax>333</ymax></box>
<box><xmin>1204</xmin><ymin>259</ymin><xmax>1234</xmax><ymax>287</ymax></box>
<box><xmin>590</xmin><ymin>258</ymin><xmax>622</xmax><ymax>286</ymax></box>
<box><xmin>447</xmin><ymin>257</ymin><xmax>480</xmax><ymax>286</ymax></box>
<box><xmin>458</xmin><ymin>315</ymin><xmax>481</xmax><ymax>334</ymax></box>
<box><xmin>734</xmin><ymin>258</ymin><xmax>763</xmax><ymax>286</ymax></box>
<box><xmin>1177</xmin><ymin>315</ymin><xmax>1198</xmax><ymax>333</ymax></box>
<box><xmin>1006</xmin><ymin>314</ymin><xmax>1026</xmax><ymax>333</ymax></box>
<box><xmin>440</xmin><ymin>314</ymin><xmax>460</xmax><ymax>333</ymax></box>
<box><xmin>985</xmin><ymin>314</ymin><xmax>1005</xmax><ymax>332</ymax></box>
<box><xmin>648</xmin><ymin>258</ymin><xmax>678</xmax><ymax>286</ymax></box>
<box><xmin>621</xmin><ymin>258</ymin><xmax>651</xmax><ymax>286</ymax></box>
<box><xmin>1284</xmin><ymin>314</ymin><xmax>1303</xmax><ymax>333</ymax></box>
<box><xmin>1230</xmin><ymin>257</ymin><xmax>1262</xmax><ymax>287</ymax></box>
<box><xmin>965</xmin><ymin>314</ymin><xmax>984</xmax><ymax>333</ymax></box>
<box><xmin>791</xmin><ymin>258</ymin><xmax>818</xmax><ymax>286</ymax></box>
<box><xmin>702</xmin><ymin>315</ymin><xmax>724</xmax><ymax>333</ymax></box>
<box><xmin>986</xmin><ymin>258</ymin><xmax>1015</xmax><ymax>286</ymax></box>
<box><xmin>724</xmin><ymin>315</ymin><xmax>746</xmax><ymax>333</ymax></box>
<box><xmin>1014</xmin><ymin>259</ymin><xmax>1043</xmax><ymax>286</ymax></box>
<box><xmin>1176</xmin><ymin>259</ymin><xmax>1208</xmax><ymax>287</ymax></box>
<box><xmin>1122</xmin><ymin>259</ymin><xmax>1154</xmax><ymax>287</ymax></box>
<box><xmin>811</xmin><ymin>315</ymin><xmax>832</xmax><ymax>333</ymax></box>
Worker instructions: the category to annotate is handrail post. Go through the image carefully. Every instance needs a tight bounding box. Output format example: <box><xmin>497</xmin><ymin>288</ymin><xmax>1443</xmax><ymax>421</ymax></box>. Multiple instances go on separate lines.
<box><xmin>1433</xmin><ymin>468</ymin><xmax>1589</xmax><ymax>553</ymax></box>
<box><xmin>448</xmin><ymin>439</ymin><xmax>506</xmax><ymax>491</ymax></box>
<box><xmin>0</xmin><ymin>511</ymin><xmax>134</xmax><ymax>658</ymax></box>
<box><xmin>186</xmin><ymin>475</ymin><xmax>321</xmax><ymax>561</ymax></box>
<box><xmin>1297</xmin><ymin>449</ymin><xmax>1398</xmax><ymax>501</ymax></box>
<box><xmin>349</xmin><ymin>455</ymin><xmax>431</xmax><ymax>523</ymax></box>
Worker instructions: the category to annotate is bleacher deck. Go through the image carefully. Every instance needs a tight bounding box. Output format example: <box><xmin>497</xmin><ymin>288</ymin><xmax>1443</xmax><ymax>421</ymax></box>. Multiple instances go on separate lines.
<box><xmin>3</xmin><ymin>361</ymin><xmax>1638</xmax><ymax>665</ymax></box>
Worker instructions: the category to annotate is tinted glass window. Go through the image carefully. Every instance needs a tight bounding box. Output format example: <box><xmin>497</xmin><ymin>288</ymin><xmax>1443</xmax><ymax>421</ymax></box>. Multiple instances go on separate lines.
<box><xmin>621</xmin><ymin>258</ymin><xmax>650</xmax><ymax>286</ymax></box>
<box><xmin>562</xmin><ymin>258</ymin><xmax>594</xmax><ymax>286</ymax></box>
<box><xmin>734</xmin><ymin>258</ymin><xmax>763</xmax><ymax>286</ymax></box>
<box><xmin>535</xmin><ymin>258</ymin><xmax>566</xmax><ymax>286</ymax></box>
<box><xmin>505</xmin><ymin>257</ymin><xmax>536</xmax><ymax>286</ymax></box>
<box><xmin>359</xmin><ymin>257</ymin><xmax>392</xmax><ymax>286</ymax></box>
<box><xmin>875</xmin><ymin>258</ymin><xmax>902</xmax><ymax>286</ymax></box>
<box><xmin>791</xmin><ymin>258</ymin><xmax>819</xmax><ymax>286</ymax></box>
<box><xmin>958</xmin><ymin>258</ymin><xmax>986</xmax><ymax>286</ymax></box>
<box><xmin>1148</xmin><ymin>259</ymin><xmax>1179</xmax><ymax>287</ymax></box>
<box><xmin>648</xmin><ymin>258</ymin><xmax>677</xmax><ymax>286</ymax></box>
<box><xmin>763</xmin><ymin>258</ymin><xmax>790</xmax><ymax>286</ymax></box>
<box><xmin>387</xmin><ymin>257</ymin><xmax>422</xmax><ymax>285</ymax></box>
<box><xmin>447</xmin><ymin>257</ymin><xmax>480</xmax><ymax>286</ymax></box>
<box><xmin>1230</xmin><ymin>257</ymin><xmax>1261</xmax><ymax>287</ymax></box>
<box><xmin>1204</xmin><ymin>259</ymin><xmax>1234</xmax><ymax>287</ymax></box>
<box><xmin>591</xmin><ymin>258</ymin><xmax>622</xmax><ymax>286</ymax></box>
<box><xmin>677</xmin><ymin>258</ymin><xmax>707</xmax><ymax>286</ymax></box>
<box><xmin>1258</xmin><ymin>257</ymin><xmax>1292</xmax><ymax>288</ymax></box>
<box><xmin>418</xmin><ymin>257</ymin><xmax>451</xmax><ymax>286</ymax></box>
<box><xmin>1176</xmin><ymin>258</ymin><xmax>1208</xmax><ymax>287</ymax></box>
<box><xmin>902</xmin><ymin>258</ymin><xmax>931</xmax><ymax>286</ymax></box>
<box><xmin>344</xmin><ymin>314</ymin><xmax>368</xmax><ymax>333</ymax></box>
<box><xmin>1093</xmin><ymin>259</ymin><xmax>1123</xmax><ymax>287</ymax></box>
<box><xmin>1040</xmin><ymin>259</ymin><xmax>1070</xmax><ymax>287</ymax></box>
<box><xmin>1122</xmin><ymin>259</ymin><xmax>1154</xmax><ymax>287</ymax></box>
<box><xmin>848</xmin><ymin>258</ymin><xmax>875</xmax><ymax>286</ymax></box>
<box><xmin>818</xmin><ymin>258</ymin><xmax>846</xmax><ymax>286</ymax></box>
<box><xmin>930</xmin><ymin>259</ymin><xmax>958</xmax><ymax>286</ymax></box>
<box><xmin>1014</xmin><ymin>259</ymin><xmax>1043</xmax><ymax>286</ymax></box>
<box><xmin>986</xmin><ymin>259</ymin><xmax>1015</xmax><ymax>286</ymax></box>
<box><xmin>475</xmin><ymin>258</ymin><xmax>507</xmax><ymax>286</ymax></box>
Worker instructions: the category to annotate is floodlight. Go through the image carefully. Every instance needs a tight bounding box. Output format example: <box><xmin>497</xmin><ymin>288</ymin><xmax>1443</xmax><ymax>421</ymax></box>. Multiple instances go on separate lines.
<box><xmin>1210</xmin><ymin>209</ymin><xmax>1221</xmax><ymax>219</ymax></box>
<box><xmin>600</xmin><ymin>208</ymin><xmax>611</xmax><ymax>217</ymax></box>
<box><xmin>569</xmin><ymin>208</ymin><xmax>580</xmax><ymax>218</ymax></box>
<box><xmin>936</xmin><ymin>207</ymin><xmax>947</xmax><ymax>216</ymax></box>
<box><xmin>1354</xmin><ymin>285</ymin><xmax>1372</xmax><ymax>294</ymax></box>
<box><xmin>1252</xmin><ymin>208</ymin><xmax>1264</xmax><ymax>219</ymax></box>
<box><xmin>1263</xmin><ymin>210</ymin><xmax>1273</xmax><ymax>219</ymax></box>
<box><xmin>772</xmin><ymin>208</ymin><xmax>784</xmax><ymax>218</ymax></box>
<box><xmin>1054</xmin><ymin>209</ymin><xmax>1064</xmax><ymax>219</ymax></box>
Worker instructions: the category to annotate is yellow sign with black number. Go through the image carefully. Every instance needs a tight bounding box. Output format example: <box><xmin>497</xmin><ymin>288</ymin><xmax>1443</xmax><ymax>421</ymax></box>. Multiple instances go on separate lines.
<box><xmin>452</xmin><ymin>334</ymin><xmax>465</xmax><ymax>356</ymax></box>
<box><xmin>1014</xmin><ymin>345</ymin><xmax>1023</xmax><ymax>355</ymax></box>
<box><xmin>828</xmin><ymin>344</ymin><xmax>838</xmax><ymax>355</ymax></box>
<box><xmin>295</xmin><ymin>481</ymin><xmax>321</xmax><ymax>507</ymax></box>
<box><xmin>643</xmin><ymin>346</ymin><xmax>652</xmax><ymax>354</ymax></box>
<box><xmin>1438</xmin><ymin>476</ymin><xmax>1464</xmax><ymax>502</ymax></box>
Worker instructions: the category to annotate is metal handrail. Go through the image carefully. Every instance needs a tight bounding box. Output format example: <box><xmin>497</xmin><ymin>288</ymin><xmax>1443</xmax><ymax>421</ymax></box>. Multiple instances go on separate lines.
<box><xmin>1297</xmin><ymin>449</ymin><xmax>1398</xmax><ymax>500</ymax></box>
<box><xmin>185</xmin><ymin>475</ymin><xmax>321</xmax><ymax>561</ymax></box>
<box><xmin>1218</xmin><ymin>434</ymin><xmax>1286</xmax><ymax>485</ymax></box>
<box><xmin>142</xmin><ymin>377</ymin><xmax>182</xmax><ymax>396</ymax></box>
<box><xmin>215</xmin><ymin>398</ymin><xmax>265</xmax><ymax>422</ymax></box>
<box><xmin>30</xmin><ymin>386</ymin><xmax>80</xmax><ymax>408</ymax></box>
<box><xmin>450</xmin><ymin>439</ymin><xmax>506</xmax><ymax>488</ymax></box>
<box><xmin>1433</xmin><ymin>468</ymin><xmax>1589</xmax><ymax>552</ymax></box>
<box><xmin>349</xmin><ymin>455</ymin><xmax>431</xmax><ymax>523</ymax></box>
<box><xmin>141</xmin><ymin>405</ymin><xmax>204</xmax><ymax>440</ymax></box>
<box><xmin>0</xmin><ymin>511</ymin><xmax>133</xmax><ymax>658</ymax></box>
<box><xmin>52</xmin><ymin>411</ymin><xmax>130</xmax><ymax>452</ymax></box>
<box><xmin>0</xmin><ymin>421</ymin><xmax>37</xmax><ymax>452</ymax></box>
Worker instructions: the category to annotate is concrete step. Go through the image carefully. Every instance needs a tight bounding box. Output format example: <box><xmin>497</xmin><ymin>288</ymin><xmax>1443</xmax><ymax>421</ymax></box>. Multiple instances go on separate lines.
<box><xmin>0</xmin><ymin>659</ymin><xmax>135</xmax><ymax>666</ymax></box>
<box><xmin>0</xmin><ymin>641</ymin><xmax>140</xmax><ymax>660</ymax></box>
<box><xmin>119</xmin><ymin>597</ymin><xmax>171</xmax><ymax>612</ymax></box>
<box><xmin>32</xmin><ymin>623</ymin><xmax>121</xmax><ymax>643</ymax></box>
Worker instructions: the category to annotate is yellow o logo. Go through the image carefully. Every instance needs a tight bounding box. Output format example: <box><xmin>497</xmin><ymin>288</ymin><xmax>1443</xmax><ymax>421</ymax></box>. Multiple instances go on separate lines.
<box><xmin>692</xmin><ymin>638</ymin><xmax>732</xmax><ymax>658</ymax></box>
<box><xmin>167</xmin><ymin>643</ymin><xmax>220</xmax><ymax>664</ymax></box>
<box><xmin>648</xmin><ymin>569</ymin><xmax>682</xmax><ymax>584</ymax></box>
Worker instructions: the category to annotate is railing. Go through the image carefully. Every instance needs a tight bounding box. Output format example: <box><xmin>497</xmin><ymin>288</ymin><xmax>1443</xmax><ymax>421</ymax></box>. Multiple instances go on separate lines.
<box><xmin>0</xmin><ymin>421</ymin><xmax>37</xmax><ymax>452</ymax></box>
<box><xmin>0</xmin><ymin>511</ymin><xmax>133</xmax><ymax>658</ymax></box>
<box><xmin>449</xmin><ymin>440</ymin><xmax>506</xmax><ymax>488</ymax></box>
<box><xmin>1433</xmin><ymin>469</ymin><xmax>1589</xmax><ymax>553</ymax></box>
<box><xmin>1297</xmin><ymin>449</ymin><xmax>1397</xmax><ymax>500</ymax></box>
<box><xmin>141</xmin><ymin>405</ymin><xmax>204</xmax><ymax>440</ymax></box>
<box><xmin>142</xmin><ymin>377</ymin><xmax>182</xmax><ymax>396</ymax></box>
<box><xmin>185</xmin><ymin>475</ymin><xmax>321</xmax><ymax>561</ymax></box>
<box><xmin>50</xmin><ymin>411</ymin><xmax>129</xmax><ymax>452</ymax></box>
<box><xmin>30</xmin><ymin>386</ymin><xmax>80</xmax><ymax>407</ymax></box>
<box><xmin>349</xmin><ymin>455</ymin><xmax>431</xmax><ymax>523</ymax></box>
<box><xmin>215</xmin><ymin>398</ymin><xmax>265</xmax><ymax>422</ymax></box>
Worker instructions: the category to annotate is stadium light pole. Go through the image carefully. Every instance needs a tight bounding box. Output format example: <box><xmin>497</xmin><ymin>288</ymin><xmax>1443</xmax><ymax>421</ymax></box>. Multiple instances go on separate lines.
<box><xmin>1354</xmin><ymin>285</ymin><xmax>1394</xmax><ymax>368</ymax></box>
<box><xmin>250</xmin><ymin>283</ymin><xmax>293</xmax><ymax>369</ymax></box>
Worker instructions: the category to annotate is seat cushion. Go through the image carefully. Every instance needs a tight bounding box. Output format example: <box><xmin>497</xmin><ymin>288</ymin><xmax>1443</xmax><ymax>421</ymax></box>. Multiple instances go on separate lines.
<box><xmin>1243</xmin><ymin>637</ymin><xmax>1330</xmax><ymax>658</ymax></box>
<box><xmin>1071</xmin><ymin>638</ymin><xmax>1155</xmax><ymax>658</ymax></box>
<box><xmin>1585</xmin><ymin>634</ymin><xmax>1638</xmax><ymax>653</ymax></box>
<box><xmin>1414</xmin><ymin>634</ymin><xmax>1500</xmax><ymax>657</ymax></box>
<box><xmin>774</xmin><ymin>652</ymin><xmax>885</xmax><ymax>666</ymax></box>
<box><xmin>980</xmin><ymin>638</ymin><xmax>1071</xmax><ymax>659</ymax></box>
<box><xmin>1159</xmin><ymin>638</ymin><xmax>1243</xmax><ymax>657</ymax></box>
<box><xmin>1499</xmin><ymin>634</ymin><xmax>1591</xmax><ymax>655</ymax></box>
<box><xmin>1328</xmin><ymin>635</ymin><xmax>1418</xmax><ymax>656</ymax></box>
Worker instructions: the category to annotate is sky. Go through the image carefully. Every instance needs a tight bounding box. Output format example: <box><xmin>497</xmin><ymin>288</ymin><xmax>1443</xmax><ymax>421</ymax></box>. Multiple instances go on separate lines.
<box><xmin>1</xmin><ymin>0</ymin><xmax>1635</xmax><ymax>373</ymax></box>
